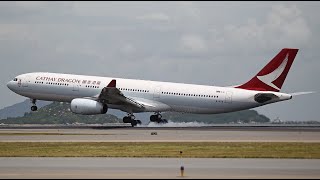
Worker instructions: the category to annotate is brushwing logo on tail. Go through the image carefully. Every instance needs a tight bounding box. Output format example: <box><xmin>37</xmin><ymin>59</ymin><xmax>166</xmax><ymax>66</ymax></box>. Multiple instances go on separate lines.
<box><xmin>256</xmin><ymin>53</ymin><xmax>289</xmax><ymax>91</ymax></box>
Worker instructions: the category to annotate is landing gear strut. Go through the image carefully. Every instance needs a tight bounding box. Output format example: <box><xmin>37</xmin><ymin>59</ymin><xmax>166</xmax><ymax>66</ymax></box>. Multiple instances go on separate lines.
<box><xmin>150</xmin><ymin>113</ymin><xmax>168</xmax><ymax>124</ymax></box>
<box><xmin>122</xmin><ymin>114</ymin><xmax>142</xmax><ymax>127</ymax></box>
<box><xmin>30</xmin><ymin>99</ymin><xmax>37</xmax><ymax>111</ymax></box>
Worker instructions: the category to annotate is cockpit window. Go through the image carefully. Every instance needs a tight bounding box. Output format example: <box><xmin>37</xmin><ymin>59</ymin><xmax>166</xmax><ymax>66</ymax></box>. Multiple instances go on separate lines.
<box><xmin>13</xmin><ymin>78</ymin><xmax>18</xmax><ymax>81</ymax></box>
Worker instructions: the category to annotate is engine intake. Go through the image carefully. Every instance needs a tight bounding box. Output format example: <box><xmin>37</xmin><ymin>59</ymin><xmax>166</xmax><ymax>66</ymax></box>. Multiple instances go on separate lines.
<box><xmin>70</xmin><ymin>98</ymin><xmax>108</xmax><ymax>115</ymax></box>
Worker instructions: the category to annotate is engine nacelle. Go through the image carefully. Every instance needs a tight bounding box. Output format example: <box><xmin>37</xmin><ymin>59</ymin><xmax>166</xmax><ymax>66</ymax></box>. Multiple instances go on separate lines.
<box><xmin>70</xmin><ymin>98</ymin><xmax>108</xmax><ymax>115</ymax></box>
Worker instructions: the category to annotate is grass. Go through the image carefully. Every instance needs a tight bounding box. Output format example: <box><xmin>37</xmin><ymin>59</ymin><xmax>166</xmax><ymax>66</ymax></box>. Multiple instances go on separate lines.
<box><xmin>0</xmin><ymin>142</ymin><xmax>319</xmax><ymax>158</ymax></box>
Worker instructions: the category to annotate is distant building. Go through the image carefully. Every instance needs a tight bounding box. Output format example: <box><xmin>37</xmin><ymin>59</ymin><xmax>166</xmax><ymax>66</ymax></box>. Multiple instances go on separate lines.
<box><xmin>272</xmin><ymin>117</ymin><xmax>282</xmax><ymax>124</ymax></box>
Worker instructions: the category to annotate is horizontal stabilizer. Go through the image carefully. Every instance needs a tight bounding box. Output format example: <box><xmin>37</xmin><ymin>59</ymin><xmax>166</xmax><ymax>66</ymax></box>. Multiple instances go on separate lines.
<box><xmin>290</xmin><ymin>91</ymin><xmax>315</xmax><ymax>96</ymax></box>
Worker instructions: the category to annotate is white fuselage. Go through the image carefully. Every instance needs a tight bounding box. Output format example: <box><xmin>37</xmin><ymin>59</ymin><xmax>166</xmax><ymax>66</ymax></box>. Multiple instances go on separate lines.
<box><xmin>7</xmin><ymin>72</ymin><xmax>292</xmax><ymax>114</ymax></box>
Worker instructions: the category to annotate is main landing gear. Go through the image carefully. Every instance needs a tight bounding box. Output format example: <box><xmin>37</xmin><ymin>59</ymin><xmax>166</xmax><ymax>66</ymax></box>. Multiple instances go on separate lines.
<box><xmin>123</xmin><ymin>114</ymin><xmax>142</xmax><ymax>127</ymax></box>
<box><xmin>30</xmin><ymin>99</ymin><xmax>37</xmax><ymax>111</ymax></box>
<box><xmin>150</xmin><ymin>113</ymin><xmax>168</xmax><ymax>124</ymax></box>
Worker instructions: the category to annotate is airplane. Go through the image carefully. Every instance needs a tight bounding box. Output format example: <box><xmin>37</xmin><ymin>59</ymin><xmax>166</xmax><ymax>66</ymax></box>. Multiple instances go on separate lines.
<box><xmin>7</xmin><ymin>48</ymin><xmax>309</xmax><ymax>126</ymax></box>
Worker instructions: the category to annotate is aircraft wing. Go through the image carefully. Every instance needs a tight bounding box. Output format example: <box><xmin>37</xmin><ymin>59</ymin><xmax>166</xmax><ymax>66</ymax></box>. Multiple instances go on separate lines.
<box><xmin>95</xmin><ymin>79</ymin><xmax>171</xmax><ymax>112</ymax></box>
<box><xmin>97</xmin><ymin>79</ymin><xmax>145</xmax><ymax>109</ymax></box>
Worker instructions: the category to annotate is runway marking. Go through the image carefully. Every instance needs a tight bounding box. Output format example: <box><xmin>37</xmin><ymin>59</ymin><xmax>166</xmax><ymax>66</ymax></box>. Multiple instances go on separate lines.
<box><xmin>0</xmin><ymin>133</ymin><xmax>128</xmax><ymax>136</ymax></box>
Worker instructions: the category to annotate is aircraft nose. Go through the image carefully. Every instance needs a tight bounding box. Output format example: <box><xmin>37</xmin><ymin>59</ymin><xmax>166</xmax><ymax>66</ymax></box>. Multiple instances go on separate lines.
<box><xmin>7</xmin><ymin>81</ymin><xmax>13</xmax><ymax>90</ymax></box>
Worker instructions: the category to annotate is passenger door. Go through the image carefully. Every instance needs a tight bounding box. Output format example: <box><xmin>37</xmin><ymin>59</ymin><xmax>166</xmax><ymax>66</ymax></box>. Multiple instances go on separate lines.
<box><xmin>225</xmin><ymin>91</ymin><xmax>233</xmax><ymax>104</ymax></box>
<box><xmin>153</xmin><ymin>86</ymin><xmax>161</xmax><ymax>99</ymax></box>
<box><xmin>73</xmin><ymin>84</ymin><xmax>80</xmax><ymax>92</ymax></box>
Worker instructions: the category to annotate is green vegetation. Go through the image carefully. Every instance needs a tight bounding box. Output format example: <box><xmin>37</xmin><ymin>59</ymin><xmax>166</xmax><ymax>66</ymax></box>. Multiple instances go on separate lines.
<box><xmin>1</xmin><ymin>102</ymin><xmax>121</xmax><ymax>124</ymax></box>
<box><xmin>163</xmin><ymin>110</ymin><xmax>270</xmax><ymax>124</ymax></box>
<box><xmin>0</xmin><ymin>142</ymin><xmax>319</xmax><ymax>158</ymax></box>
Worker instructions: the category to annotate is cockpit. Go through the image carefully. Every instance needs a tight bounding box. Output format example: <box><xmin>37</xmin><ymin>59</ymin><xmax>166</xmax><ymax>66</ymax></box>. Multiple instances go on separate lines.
<box><xmin>13</xmin><ymin>78</ymin><xmax>18</xmax><ymax>81</ymax></box>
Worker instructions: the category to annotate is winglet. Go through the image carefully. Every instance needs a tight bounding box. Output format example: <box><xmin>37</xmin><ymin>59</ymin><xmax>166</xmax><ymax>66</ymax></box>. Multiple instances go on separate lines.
<box><xmin>107</xmin><ymin>79</ymin><xmax>116</xmax><ymax>88</ymax></box>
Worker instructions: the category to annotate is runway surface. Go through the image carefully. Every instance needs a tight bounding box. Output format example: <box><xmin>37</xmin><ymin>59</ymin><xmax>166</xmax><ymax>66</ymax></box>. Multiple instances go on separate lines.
<box><xmin>1</xmin><ymin>125</ymin><xmax>319</xmax><ymax>178</ymax></box>
<box><xmin>0</xmin><ymin>158</ymin><xmax>319</xmax><ymax>179</ymax></box>
<box><xmin>0</xmin><ymin>127</ymin><xmax>320</xmax><ymax>142</ymax></box>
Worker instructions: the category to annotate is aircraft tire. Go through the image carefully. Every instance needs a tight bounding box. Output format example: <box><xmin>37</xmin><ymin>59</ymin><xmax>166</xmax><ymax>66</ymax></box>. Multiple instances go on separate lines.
<box><xmin>31</xmin><ymin>106</ymin><xmax>37</xmax><ymax>111</ymax></box>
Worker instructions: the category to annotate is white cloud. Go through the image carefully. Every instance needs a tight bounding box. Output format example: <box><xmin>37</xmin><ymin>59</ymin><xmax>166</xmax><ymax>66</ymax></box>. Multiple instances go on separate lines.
<box><xmin>180</xmin><ymin>34</ymin><xmax>207</xmax><ymax>53</ymax></box>
<box><xmin>137</xmin><ymin>13</ymin><xmax>170</xmax><ymax>21</ymax></box>
<box><xmin>265</xmin><ymin>4</ymin><xmax>311</xmax><ymax>42</ymax></box>
<box><xmin>14</xmin><ymin>1</ymin><xmax>48</xmax><ymax>10</ymax></box>
<box><xmin>175</xmin><ymin>1</ymin><xmax>201</xmax><ymax>20</ymax></box>
<box><xmin>0</xmin><ymin>24</ymin><xmax>22</xmax><ymax>40</ymax></box>
<box><xmin>121</xmin><ymin>43</ymin><xmax>136</xmax><ymax>54</ymax></box>
<box><xmin>209</xmin><ymin>4</ymin><xmax>311</xmax><ymax>54</ymax></box>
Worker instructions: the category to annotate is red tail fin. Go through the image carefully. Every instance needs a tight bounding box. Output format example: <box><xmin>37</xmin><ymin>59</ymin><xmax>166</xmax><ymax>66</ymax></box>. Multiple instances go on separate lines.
<box><xmin>236</xmin><ymin>48</ymin><xmax>299</xmax><ymax>92</ymax></box>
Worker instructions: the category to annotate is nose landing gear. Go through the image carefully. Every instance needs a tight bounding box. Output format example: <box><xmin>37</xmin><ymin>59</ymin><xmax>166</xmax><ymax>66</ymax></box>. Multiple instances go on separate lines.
<box><xmin>30</xmin><ymin>99</ymin><xmax>37</xmax><ymax>111</ymax></box>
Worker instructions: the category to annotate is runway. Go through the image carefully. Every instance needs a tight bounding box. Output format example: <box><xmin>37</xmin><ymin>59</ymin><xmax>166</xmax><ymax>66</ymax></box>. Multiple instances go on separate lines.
<box><xmin>0</xmin><ymin>158</ymin><xmax>319</xmax><ymax>179</ymax></box>
<box><xmin>1</xmin><ymin>125</ymin><xmax>319</xmax><ymax>178</ymax></box>
<box><xmin>0</xmin><ymin>126</ymin><xmax>320</xmax><ymax>142</ymax></box>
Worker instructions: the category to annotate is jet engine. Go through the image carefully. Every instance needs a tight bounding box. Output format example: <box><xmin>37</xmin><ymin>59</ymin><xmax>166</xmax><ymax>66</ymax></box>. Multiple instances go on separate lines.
<box><xmin>70</xmin><ymin>98</ymin><xmax>108</xmax><ymax>115</ymax></box>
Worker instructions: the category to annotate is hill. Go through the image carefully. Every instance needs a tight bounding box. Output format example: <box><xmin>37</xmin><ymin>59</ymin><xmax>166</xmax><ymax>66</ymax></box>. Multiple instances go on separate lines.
<box><xmin>162</xmin><ymin>110</ymin><xmax>270</xmax><ymax>124</ymax></box>
<box><xmin>1</xmin><ymin>102</ymin><xmax>121</xmax><ymax>124</ymax></box>
<box><xmin>0</xmin><ymin>101</ymin><xmax>270</xmax><ymax>124</ymax></box>
<box><xmin>0</xmin><ymin>99</ymin><xmax>51</xmax><ymax>119</ymax></box>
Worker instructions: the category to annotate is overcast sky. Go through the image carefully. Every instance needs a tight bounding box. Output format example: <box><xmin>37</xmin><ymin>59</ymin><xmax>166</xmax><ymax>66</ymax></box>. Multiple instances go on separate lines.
<box><xmin>1</xmin><ymin>1</ymin><xmax>319</xmax><ymax>122</ymax></box>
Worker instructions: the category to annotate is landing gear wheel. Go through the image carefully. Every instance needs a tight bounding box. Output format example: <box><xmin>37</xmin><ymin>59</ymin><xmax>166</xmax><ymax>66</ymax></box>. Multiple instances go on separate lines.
<box><xmin>131</xmin><ymin>120</ymin><xmax>141</xmax><ymax>127</ymax></box>
<box><xmin>123</xmin><ymin>113</ymin><xmax>141</xmax><ymax>127</ymax></box>
<box><xmin>150</xmin><ymin>115</ymin><xmax>158</xmax><ymax>122</ymax></box>
<box><xmin>123</xmin><ymin>116</ymin><xmax>131</xmax><ymax>123</ymax></box>
<box><xmin>31</xmin><ymin>106</ymin><xmax>38</xmax><ymax>111</ymax></box>
<box><xmin>150</xmin><ymin>113</ymin><xmax>168</xmax><ymax>124</ymax></box>
<box><xmin>30</xmin><ymin>99</ymin><xmax>37</xmax><ymax>111</ymax></box>
<box><xmin>131</xmin><ymin>121</ymin><xmax>136</xmax><ymax>127</ymax></box>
